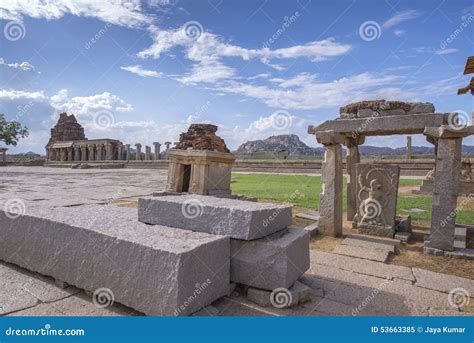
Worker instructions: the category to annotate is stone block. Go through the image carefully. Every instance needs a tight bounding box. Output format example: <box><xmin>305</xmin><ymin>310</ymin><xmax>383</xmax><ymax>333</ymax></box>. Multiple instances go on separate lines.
<box><xmin>408</xmin><ymin>103</ymin><xmax>435</xmax><ymax>114</ymax></box>
<box><xmin>395</xmin><ymin>215</ymin><xmax>412</xmax><ymax>233</ymax></box>
<box><xmin>247</xmin><ymin>281</ymin><xmax>311</xmax><ymax>308</ymax></box>
<box><xmin>230</xmin><ymin>228</ymin><xmax>310</xmax><ymax>290</ymax></box>
<box><xmin>354</xmin><ymin>163</ymin><xmax>400</xmax><ymax>238</ymax></box>
<box><xmin>341</xmin><ymin>237</ymin><xmax>396</xmax><ymax>253</ymax></box>
<box><xmin>333</xmin><ymin>244</ymin><xmax>390</xmax><ymax>262</ymax></box>
<box><xmin>0</xmin><ymin>204</ymin><xmax>230</xmax><ymax>316</ymax></box>
<box><xmin>138</xmin><ymin>194</ymin><xmax>292</xmax><ymax>240</ymax></box>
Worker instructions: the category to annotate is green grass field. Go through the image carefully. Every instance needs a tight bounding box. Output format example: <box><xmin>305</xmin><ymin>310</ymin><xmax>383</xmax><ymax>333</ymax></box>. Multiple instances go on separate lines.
<box><xmin>231</xmin><ymin>173</ymin><xmax>474</xmax><ymax>223</ymax></box>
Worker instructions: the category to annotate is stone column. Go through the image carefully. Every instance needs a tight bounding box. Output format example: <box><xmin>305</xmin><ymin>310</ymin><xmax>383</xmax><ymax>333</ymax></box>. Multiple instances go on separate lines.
<box><xmin>125</xmin><ymin>144</ymin><xmax>131</xmax><ymax>161</ymax></box>
<box><xmin>424</xmin><ymin>125</ymin><xmax>473</xmax><ymax>251</ymax></box>
<box><xmin>164</xmin><ymin>141</ymin><xmax>171</xmax><ymax>160</ymax></box>
<box><xmin>145</xmin><ymin>146</ymin><xmax>150</xmax><ymax>160</ymax></box>
<box><xmin>66</xmin><ymin>147</ymin><xmax>73</xmax><ymax>161</ymax></box>
<box><xmin>73</xmin><ymin>145</ymin><xmax>81</xmax><ymax>161</ymax></box>
<box><xmin>96</xmin><ymin>144</ymin><xmax>102</xmax><ymax>161</ymax></box>
<box><xmin>105</xmin><ymin>143</ymin><xmax>112</xmax><ymax>160</ymax></box>
<box><xmin>88</xmin><ymin>145</ymin><xmax>95</xmax><ymax>161</ymax></box>
<box><xmin>316</xmin><ymin>131</ymin><xmax>345</xmax><ymax>237</ymax></box>
<box><xmin>2</xmin><ymin>149</ymin><xmax>6</xmax><ymax>163</ymax></box>
<box><xmin>344</xmin><ymin>136</ymin><xmax>364</xmax><ymax>222</ymax></box>
<box><xmin>153</xmin><ymin>142</ymin><xmax>161</xmax><ymax>160</ymax></box>
<box><xmin>118</xmin><ymin>144</ymin><xmax>123</xmax><ymax>160</ymax></box>
<box><xmin>45</xmin><ymin>147</ymin><xmax>50</xmax><ymax>161</ymax></box>
<box><xmin>81</xmin><ymin>145</ymin><xmax>87</xmax><ymax>161</ymax></box>
<box><xmin>406</xmin><ymin>136</ymin><xmax>412</xmax><ymax>159</ymax></box>
<box><xmin>135</xmin><ymin>143</ymin><xmax>142</xmax><ymax>160</ymax></box>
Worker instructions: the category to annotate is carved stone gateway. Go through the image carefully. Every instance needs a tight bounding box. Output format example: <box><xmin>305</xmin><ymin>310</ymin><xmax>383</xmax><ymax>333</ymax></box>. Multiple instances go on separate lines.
<box><xmin>354</xmin><ymin>163</ymin><xmax>400</xmax><ymax>237</ymax></box>
<box><xmin>166</xmin><ymin>124</ymin><xmax>235</xmax><ymax>196</ymax></box>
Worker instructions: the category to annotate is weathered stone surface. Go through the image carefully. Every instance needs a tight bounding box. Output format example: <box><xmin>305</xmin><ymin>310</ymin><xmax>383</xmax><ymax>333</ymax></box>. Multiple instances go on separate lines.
<box><xmin>426</xmin><ymin>137</ymin><xmax>462</xmax><ymax>251</ymax></box>
<box><xmin>412</xmin><ymin>268</ymin><xmax>474</xmax><ymax>295</ymax></box>
<box><xmin>0</xmin><ymin>204</ymin><xmax>230</xmax><ymax>316</ymax></box>
<box><xmin>230</xmin><ymin>228</ymin><xmax>310</xmax><ymax>290</ymax></box>
<box><xmin>175</xmin><ymin>124</ymin><xmax>229</xmax><ymax>153</ymax></box>
<box><xmin>47</xmin><ymin>112</ymin><xmax>86</xmax><ymax>146</ymax></box>
<box><xmin>319</xmin><ymin>142</ymin><xmax>343</xmax><ymax>237</ymax></box>
<box><xmin>247</xmin><ymin>281</ymin><xmax>311</xmax><ymax>308</ymax></box>
<box><xmin>309</xmin><ymin>250</ymin><xmax>414</xmax><ymax>281</ymax></box>
<box><xmin>341</xmin><ymin>237</ymin><xmax>396</xmax><ymax>253</ymax></box>
<box><xmin>7</xmin><ymin>293</ymin><xmax>136</xmax><ymax>316</ymax></box>
<box><xmin>308</xmin><ymin>113</ymin><xmax>449</xmax><ymax>136</ymax></box>
<box><xmin>339</xmin><ymin>100</ymin><xmax>435</xmax><ymax>117</ymax></box>
<box><xmin>333</xmin><ymin>244</ymin><xmax>390</xmax><ymax>262</ymax></box>
<box><xmin>303</xmin><ymin>222</ymin><xmax>319</xmax><ymax>236</ymax></box>
<box><xmin>138</xmin><ymin>194</ymin><xmax>292</xmax><ymax>240</ymax></box>
<box><xmin>354</xmin><ymin>163</ymin><xmax>400</xmax><ymax>237</ymax></box>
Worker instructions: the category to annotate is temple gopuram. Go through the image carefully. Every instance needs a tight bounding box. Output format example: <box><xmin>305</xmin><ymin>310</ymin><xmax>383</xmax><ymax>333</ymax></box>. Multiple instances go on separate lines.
<box><xmin>45</xmin><ymin>113</ymin><xmax>123</xmax><ymax>162</ymax></box>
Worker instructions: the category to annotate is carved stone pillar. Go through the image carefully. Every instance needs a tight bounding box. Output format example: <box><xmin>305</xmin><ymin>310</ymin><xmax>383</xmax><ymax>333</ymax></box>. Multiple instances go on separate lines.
<box><xmin>105</xmin><ymin>143</ymin><xmax>112</xmax><ymax>160</ymax></box>
<box><xmin>74</xmin><ymin>145</ymin><xmax>81</xmax><ymax>161</ymax></box>
<box><xmin>135</xmin><ymin>143</ymin><xmax>142</xmax><ymax>160</ymax></box>
<box><xmin>125</xmin><ymin>144</ymin><xmax>131</xmax><ymax>161</ymax></box>
<box><xmin>424</xmin><ymin>125</ymin><xmax>473</xmax><ymax>251</ymax></box>
<box><xmin>406</xmin><ymin>136</ymin><xmax>412</xmax><ymax>159</ymax></box>
<box><xmin>153</xmin><ymin>142</ymin><xmax>161</xmax><ymax>160</ymax></box>
<box><xmin>164</xmin><ymin>141</ymin><xmax>171</xmax><ymax>160</ymax></box>
<box><xmin>88</xmin><ymin>145</ymin><xmax>95</xmax><ymax>161</ymax></box>
<box><xmin>81</xmin><ymin>145</ymin><xmax>87</xmax><ymax>161</ymax></box>
<box><xmin>96</xmin><ymin>144</ymin><xmax>102</xmax><ymax>161</ymax></box>
<box><xmin>145</xmin><ymin>145</ymin><xmax>150</xmax><ymax>160</ymax></box>
<box><xmin>66</xmin><ymin>147</ymin><xmax>73</xmax><ymax>161</ymax></box>
<box><xmin>344</xmin><ymin>136</ymin><xmax>364</xmax><ymax>222</ymax></box>
<box><xmin>117</xmin><ymin>144</ymin><xmax>123</xmax><ymax>160</ymax></box>
<box><xmin>316</xmin><ymin>131</ymin><xmax>345</xmax><ymax>237</ymax></box>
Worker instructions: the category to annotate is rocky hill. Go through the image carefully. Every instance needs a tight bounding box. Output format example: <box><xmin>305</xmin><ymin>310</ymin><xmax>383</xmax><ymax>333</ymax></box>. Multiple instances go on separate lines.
<box><xmin>234</xmin><ymin>135</ymin><xmax>474</xmax><ymax>156</ymax></box>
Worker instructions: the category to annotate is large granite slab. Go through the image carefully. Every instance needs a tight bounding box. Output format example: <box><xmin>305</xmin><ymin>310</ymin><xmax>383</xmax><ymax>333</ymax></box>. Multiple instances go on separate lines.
<box><xmin>230</xmin><ymin>228</ymin><xmax>310</xmax><ymax>290</ymax></box>
<box><xmin>138</xmin><ymin>194</ymin><xmax>292</xmax><ymax>240</ymax></box>
<box><xmin>0</xmin><ymin>203</ymin><xmax>230</xmax><ymax>316</ymax></box>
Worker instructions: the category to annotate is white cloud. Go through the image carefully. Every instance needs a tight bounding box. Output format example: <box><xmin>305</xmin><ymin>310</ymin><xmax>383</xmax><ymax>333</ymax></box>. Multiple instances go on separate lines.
<box><xmin>382</xmin><ymin>9</ymin><xmax>420</xmax><ymax>28</ymax></box>
<box><xmin>393</xmin><ymin>29</ymin><xmax>405</xmax><ymax>37</ymax></box>
<box><xmin>50</xmin><ymin>89</ymin><xmax>133</xmax><ymax>116</ymax></box>
<box><xmin>216</xmin><ymin>72</ymin><xmax>417</xmax><ymax>110</ymax></box>
<box><xmin>0</xmin><ymin>0</ymin><xmax>153</xmax><ymax>28</ymax></box>
<box><xmin>138</xmin><ymin>24</ymin><xmax>351</xmax><ymax>84</ymax></box>
<box><xmin>435</xmin><ymin>48</ymin><xmax>458</xmax><ymax>55</ymax></box>
<box><xmin>120</xmin><ymin>65</ymin><xmax>162</xmax><ymax>78</ymax></box>
<box><xmin>0</xmin><ymin>89</ymin><xmax>45</xmax><ymax>100</ymax></box>
<box><xmin>0</xmin><ymin>58</ymin><xmax>36</xmax><ymax>72</ymax></box>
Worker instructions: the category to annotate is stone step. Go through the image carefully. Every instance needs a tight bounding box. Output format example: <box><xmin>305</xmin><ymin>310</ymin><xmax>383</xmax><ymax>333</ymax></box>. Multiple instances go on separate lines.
<box><xmin>341</xmin><ymin>237</ymin><xmax>396</xmax><ymax>253</ymax></box>
<box><xmin>332</xmin><ymin>244</ymin><xmax>390</xmax><ymax>263</ymax></box>
<box><xmin>138</xmin><ymin>194</ymin><xmax>292</xmax><ymax>240</ymax></box>
<box><xmin>295</xmin><ymin>210</ymin><xmax>320</xmax><ymax>221</ymax></box>
<box><xmin>0</xmin><ymin>203</ymin><xmax>230</xmax><ymax>316</ymax></box>
<box><xmin>347</xmin><ymin>233</ymin><xmax>401</xmax><ymax>246</ymax></box>
<box><xmin>230</xmin><ymin>228</ymin><xmax>310</xmax><ymax>290</ymax></box>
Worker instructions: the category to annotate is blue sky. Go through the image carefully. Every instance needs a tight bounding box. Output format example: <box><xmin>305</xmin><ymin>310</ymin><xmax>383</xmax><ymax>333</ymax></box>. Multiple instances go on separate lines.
<box><xmin>1</xmin><ymin>0</ymin><xmax>473</xmax><ymax>154</ymax></box>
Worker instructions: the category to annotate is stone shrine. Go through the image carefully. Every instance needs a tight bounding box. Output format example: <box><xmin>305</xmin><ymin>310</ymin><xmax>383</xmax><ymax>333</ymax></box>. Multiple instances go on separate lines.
<box><xmin>166</xmin><ymin>124</ymin><xmax>235</xmax><ymax>195</ymax></box>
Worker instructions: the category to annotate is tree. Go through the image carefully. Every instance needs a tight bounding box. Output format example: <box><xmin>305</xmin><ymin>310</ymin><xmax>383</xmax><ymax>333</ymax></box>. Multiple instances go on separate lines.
<box><xmin>0</xmin><ymin>114</ymin><xmax>29</xmax><ymax>146</ymax></box>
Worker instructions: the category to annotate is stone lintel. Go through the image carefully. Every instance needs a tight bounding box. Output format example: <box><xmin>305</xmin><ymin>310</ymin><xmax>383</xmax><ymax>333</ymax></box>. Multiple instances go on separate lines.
<box><xmin>167</xmin><ymin>149</ymin><xmax>236</xmax><ymax>164</ymax></box>
<box><xmin>315</xmin><ymin>131</ymin><xmax>345</xmax><ymax>145</ymax></box>
<box><xmin>344</xmin><ymin>135</ymin><xmax>365</xmax><ymax>147</ymax></box>
<box><xmin>424</xmin><ymin>125</ymin><xmax>474</xmax><ymax>139</ymax></box>
<box><xmin>309</xmin><ymin>113</ymin><xmax>450</xmax><ymax>136</ymax></box>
